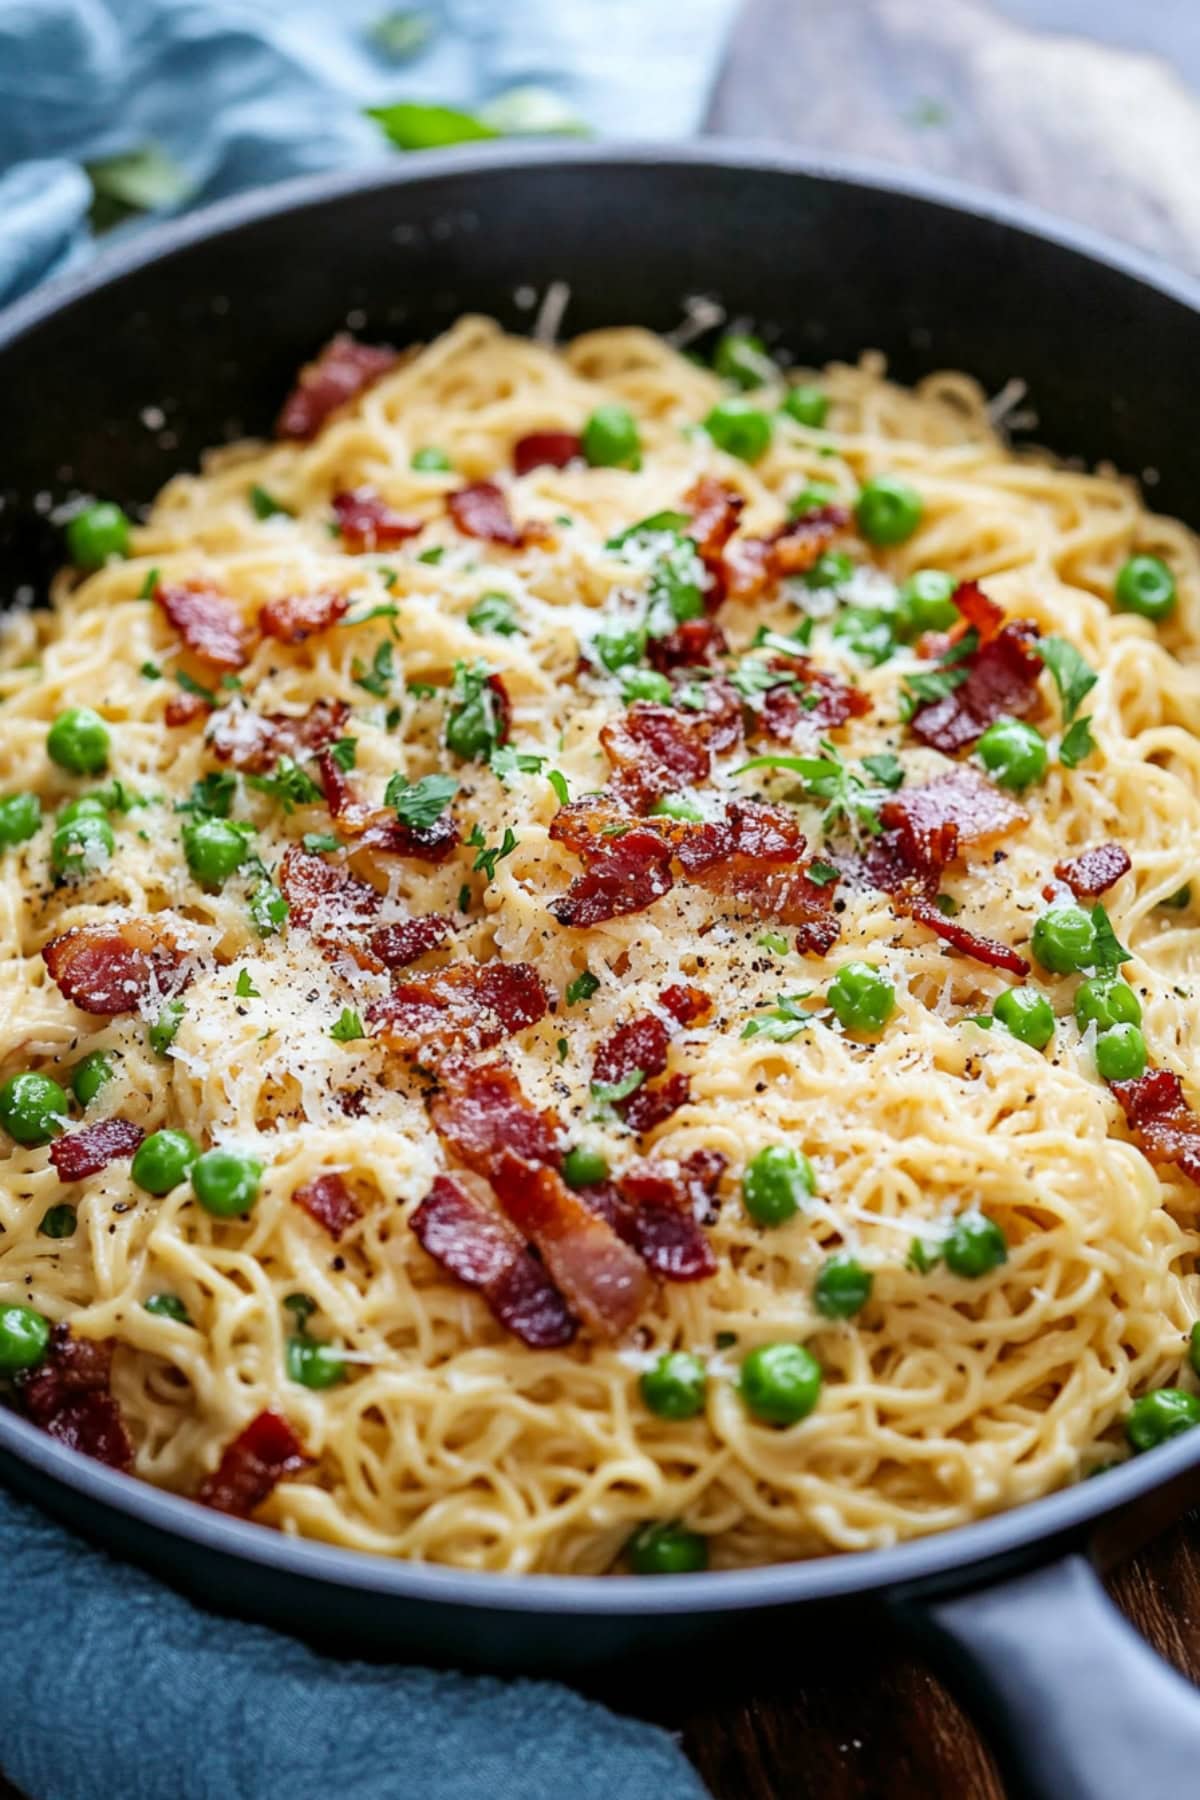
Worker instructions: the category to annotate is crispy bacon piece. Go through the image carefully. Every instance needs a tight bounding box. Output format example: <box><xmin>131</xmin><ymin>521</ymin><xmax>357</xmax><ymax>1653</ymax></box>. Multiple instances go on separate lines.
<box><xmin>210</xmin><ymin>697</ymin><xmax>350</xmax><ymax>775</ymax></box>
<box><xmin>723</xmin><ymin>506</ymin><xmax>848</xmax><ymax>604</ymax></box>
<box><xmin>49</xmin><ymin>1118</ymin><xmax>144</xmax><ymax>1182</ymax></box>
<box><xmin>369</xmin><ymin>960</ymin><xmax>548</xmax><ymax>1060</ymax></box>
<box><xmin>292</xmin><ymin>1172</ymin><xmax>361</xmax><ymax>1241</ymax></box>
<box><xmin>620</xmin><ymin>1071</ymin><xmax>691</xmax><ymax>1134</ymax></box>
<box><xmin>368</xmin><ymin>916</ymin><xmax>453</xmax><ymax>970</ymax></box>
<box><xmin>879</xmin><ymin>769</ymin><xmax>1027</xmax><ymax>884</ymax></box>
<box><xmin>1112</xmin><ymin>1070</ymin><xmax>1200</xmax><ymax>1186</ymax></box>
<box><xmin>199</xmin><ymin>1410</ymin><xmax>311</xmax><ymax>1517</ymax></box>
<box><xmin>17</xmin><ymin>1325</ymin><xmax>133</xmax><ymax>1472</ymax></box>
<box><xmin>157</xmin><ymin>581</ymin><xmax>250</xmax><ymax>671</ymax></box>
<box><xmin>165</xmin><ymin>690</ymin><xmax>210</xmax><ymax>727</ymax></box>
<box><xmin>432</xmin><ymin>1061</ymin><xmax>563</xmax><ymax>1172</ymax></box>
<box><xmin>489</xmin><ymin>1150</ymin><xmax>651</xmax><ymax>1338</ymax></box>
<box><xmin>447</xmin><ymin>481</ymin><xmax>550</xmax><ymax>549</ymax></box>
<box><xmin>691</xmin><ymin>676</ymin><xmax>746</xmax><ymax>753</ymax></box>
<box><xmin>756</xmin><ymin>663</ymin><xmax>870</xmax><ymax>739</ymax></box>
<box><xmin>911</xmin><ymin>600</ymin><xmax>1043</xmax><ymax>754</ymax></box>
<box><xmin>1056</xmin><ymin>842</ymin><xmax>1132</xmax><ymax>899</ymax></box>
<box><xmin>593</xmin><ymin>987</ymin><xmax>707</xmax><ymax>1134</ymax></box>
<box><xmin>278</xmin><ymin>845</ymin><xmax>381</xmax><ymax>930</ymax></box>
<box><xmin>595</xmin><ymin>1012</ymin><xmax>672</xmax><ymax>1089</ymax></box>
<box><xmin>332</xmin><ymin>487</ymin><xmax>423</xmax><ymax>553</ymax></box>
<box><xmin>551</xmin><ymin>825</ymin><xmax>675</xmax><ymax>927</ymax></box>
<box><xmin>259</xmin><ymin>589</ymin><xmax>349</xmax><ymax>644</ymax></box>
<box><xmin>646</xmin><ymin>617</ymin><xmax>729</xmax><ymax>672</ymax></box>
<box><xmin>512</xmin><ymin>432</ymin><xmax>582</xmax><ymax>475</ymax></box>
<box><xmin>601</xmin><ymin>702</ymin><xmax>712</xmax><ymax>810</ymax></box>
<box><xmin>682</xmin><ymin>475</ymin><xmax>746</xmax><ymax>603</ymax></box>
<box><xmin>902</xmin><ymin>894</ymin><xmax>1030</xmax><ymax>975</ymax></box>
<box><xmin>276</xmin><ymin>333</ymin><xmax>398</xmax><ymax>441</ymax></box>
<box><xmin>411</xmin><ymin>1173</ymin><xmax>576</xmax><ymax>1348</ymax></box>
<box><xmin>43</xmin><ymin>920</ymin><xmax>190</xmax><ymax>1016</ymax></box>
<box><xmin>316</xmin><ymin>752</ymin><xmax>458</xmax><ymax>862</ymax></box>
<box><xmin>660</xmin><ymin>983</ymin><xmax>711</xmax><ymax>1026</ymax></box>
<box><xmin>616</xmin><ymin>1152</ymin><xmax>722</xmax><ymax>1281</ymax></box>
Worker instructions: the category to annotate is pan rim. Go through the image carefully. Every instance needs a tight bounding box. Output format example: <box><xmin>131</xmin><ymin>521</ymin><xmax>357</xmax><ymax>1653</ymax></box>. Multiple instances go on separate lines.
<box><xmin>3</xmin><ymin>137</ymin><xmax>1200</xmax><ymax>1617</ymax></box>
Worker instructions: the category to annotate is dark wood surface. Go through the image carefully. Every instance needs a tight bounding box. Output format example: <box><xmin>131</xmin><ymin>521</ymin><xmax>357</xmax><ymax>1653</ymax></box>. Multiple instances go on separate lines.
<box><xmin>4</xmin><ymin>4</ymin><xmax>1200</xmax><ymax>1797</ymax></box>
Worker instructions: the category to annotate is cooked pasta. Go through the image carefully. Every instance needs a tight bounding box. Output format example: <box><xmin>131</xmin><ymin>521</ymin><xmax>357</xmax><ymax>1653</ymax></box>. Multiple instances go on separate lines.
<box><xmin>1</xmin><ymin>314</ymin><xmax>1199</xmax><ymax>1574</ymax></box>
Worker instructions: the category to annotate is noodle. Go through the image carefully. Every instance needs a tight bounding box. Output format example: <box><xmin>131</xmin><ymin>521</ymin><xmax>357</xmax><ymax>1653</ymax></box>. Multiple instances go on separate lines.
<box><xmin>1</xmin><ymin>315</ymin><xmax>1198</xmax><ymax>1573</ymax></box>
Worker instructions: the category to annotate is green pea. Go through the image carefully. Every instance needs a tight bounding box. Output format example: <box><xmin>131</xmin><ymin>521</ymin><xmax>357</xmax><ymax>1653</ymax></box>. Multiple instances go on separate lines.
<box><xmin>855</xmin><ymin>475</ymin><xmax>923</xmax><ymax>546</ymax></box>
<box><xmin>781</xmin><ymin>385</ymin><xmax>829</xmax><ymax>428</ymax></box>
<box><xmin>1115</xmin><ymin>554</ymin><xmax>1176</xmax><ymax>622</ymax></box>
<box><xmin>47</xmin><ymin>706</ymin><xmax>110</xmax><ymax>775</ymax></box>
<box><xmin>51</xmin><ymin>813</ymin><xmax>114</xmax><ymax>880</ymax></box>
<box><xmin>704</xmin><ymin>398</ymin><xmax>772</xmax><ymax>464</ymax></box>
<box><xmin>39</xmin><ymin>1204</ymin><xmax>78</xmax><ymax>1239</ymax></box>
<box><xmin>57</xmin><ymin>795</ymin><xmax>109</xmax><ymax>825</ymax></box>
<box><xmin>895</xmin><ymin>569</ymin><xmax>959</xmax><ymax>638</ymax></box>
<box><xmin>149</xmin><ymin>1001</ymin><xmax>185</xmax><ymax>1057</ymax></box>
<box><xmin>620</xmin><ymin>669</ymin><xmax>673</xmax><ymax>704</ymax></box>
<box><xmin>1095</xmin><ymin>1022</ymin><xmax>1147</xmax><ymax>1083</ymax></box>
<box><xmin>976</xmin><ymin>718</ymin><xmax>1048</xmax><ymax>791</ymax></box>
<box><xmin>0</xmin><ymin>1071</ymin><xmax>69</xmax><ymax>1146</ymax></box>
<box><xmin>1032</xmin><ymin>904</ymin><xmax>1097</xmax><ymax>975</ymax></box>
<box><xmin>182</xmin><ymin>817</ymin><xmax>250</xmax><ymax>887</ymax></box>
<box><xmin>411</xmin><ymin>446</ymin><xmax>452</xmax><ymax>471</ymax></box>
<box><xmin>249</xmin><ymin>879</ymin><xmax>289</xmax><ymax>937</ymax></box>
<box><xmin>0</xmin><ymin>792</ymin><xmax>41</xmax><ymax>850</ymax></box>
<box><xmin>286</xmin><ymin>1336</ymin><xmax>346</xmax><ymax>1389</ymax></box>
<box><xmin>191</xmin><ymin>1147</ymin><xmax>262</xmax><ymax>1218</ymax></box>
<box><xmin>650</xmin><ymin>793</ymin><xmax>705</xmax><ymax>823</ymax></box>
<box><xmin>0</xmin><ymin>1303</ymin><xmax>51</xmax><ymax>1374</ymax></box>
<box><xmin>144</xmin><ymin>1292</ymin><xmax>191</xmax><ymax>1325</ymax></box>
<box><xmin>788</xmin><ymin>480</ymin><xmax>837</xmax><ymax>519</ymax></box>
<box><xmin>131</xmin><ymin>1128</ymin><xmax>199</xmax><ymax>1195</ymax></box>
<box><xmin>626</xmin><ymin>1520</ymin><xmax>708</xmax><ymax>1575</ymax></box>
<box><xmin>827</xmin><ymin>961</ymin><xmax>895</xmax><ymax>1033</ymax></box>
<box><xmin>1126</xmin><ymin>1387</ymin><xmax>1200</xmax><ymax>1453</ymax></box>
<box><xmin>562</xmin><ymin>1144</ymin><xmax>610</xmax><ymax>1189</ymax></box>
<box><xmin>71</xmin><ymin>1051</ymin><xmax>114</xmax><ymax>1108</ymax></box>
<box><xmin>1075</xmin><ymin>977</ymin><xmax>1141</xmax><ymax>1032</ymax></box>
<box><xmin>813</xmin><ymin>1254</ymin><xmax>873</xmax><ymax>1319</ymax></box>
<box><xmin>992</xmin><ymin>986</ymin><xmax>1055</xmax><ymax>1049</ymax></box>
<box><xmin>742</xmin><ymin>1144</ymin><xmax>815</xmax><ymax>1227</ymax></box>
<box><xmin>740</xmin><ymin>1342</ymin><xmax>823</xmax><ymax>1425</ymax></box>
<box><xmin>714</xmin><ymin>332</ymin><xmax>776</xmax><ymax>390</ymax></box>
<box><xmin>593</xmin><ymin>627</ymin><xmax>647</xmax><ymax>674</ymax></box>
<box><xmin>804</xmin><ymin>548</ymin><xmax>855</xmax><ymax>590</ymax></box>
<box><xmin>640</xmin><ymin>1350</ymin><xmax>708</xmax><ymax>1420</ymax></box>
<box><xmin>942</xmin><ymin>1210</ymin><xmax>1008</xmax><ymax>1279</ymax></box>
<box><xmin>66</xmin><ymin>501</ymin><xmax>131</xmax><ymax>569</ymax></box>
<box><xmin>582</xmin><ymin>404</ymin><xmax>641</xmax><ymax>470</ymax></box>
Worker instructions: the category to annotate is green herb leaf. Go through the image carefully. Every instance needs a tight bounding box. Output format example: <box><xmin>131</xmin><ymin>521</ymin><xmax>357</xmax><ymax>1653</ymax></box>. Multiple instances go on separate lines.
<box><xmin>861</xmin><ymin>751</ymin><xmax>905</xmax><ymax>790</ymax></box>
<box><xmin>740</xmin><ymin>993</ymin><xmax>815</xmax><ymax>1042</ymax></box>
<box><xmin>467</xmin><ymin>823</ymin><xmax>518</xmax><ymax>881</ymax></box>
<box><xmin>284</xmin><ymin>1292</ymin><xmax>317</xmax><ymax>1328</ymax></box>
<box><xmin>87</xmin><ymin>144</ymin><xmax>192</xmax><ymax>234</ymax></box>
<box><xmin>352</xmin><ymin>639</ymin><xmax>396</xmax><ymax>699</ymax></box>
<box><xmin>343</xmin><ymin>602</ymin><xmax>399</xmax><ymax>628</ymax></box>
<box><xmin>329</xmin><ymin>1008</ymin><xmax>366</xmax><ymax>1043</ymax></box>
<box><xmin>1059</xmin><ymin>715</ymin><xmax>1096</xmax><ymax>769</ymax></box>
<box><xmin>1090</xmin><ymin>904</ymin><xmax>1130</xmax><ymax>972</ymax></box>
<box><xmin>906</xmin><ymin>1237</ymin><xmax>942</xmax><ymax>1274</ymax></box>
<box><xmin>249</xmin><ymin>485</ymin><xmax>291</xmax><ymax>521</ymax></box>
<box><xmin>590</xmin><ymin>1068</ymin><xmax>645</xmax><ymax>1115</ymax></box>
<box><xmin>302</xmin><ymin>831</ymin><xmax>340</xmax><ymax>854</ymax></box>
<box><xmin>328</xmin><ymin>737</ymin><xmax>358</xmax><ymax>772</ymax></box>
<box><xmin>1036</xmin><ymin>636</ymin><xmax>1097</xmax><ymax>724</ymax></box>
<box><xmin>566</xmin><ymin>970</ymin><xmax>600</xmax><ymax>1006</ymax></box>
<box><xmin>176</xmin><ymin>669</ymin><xmax>217</xmax><ymax>705</ymax></box>
<box><xmin>489</xmin><ymin>745</ymin><xmax>546</xmax><ymax>783</ymax></box>
<box><xmin>247</xmin><ymin>757</ymin><xmax>323</xmax><ymax>813</ymax></box>
<box><xmin>416</xmin><ymin>546</ymin><xmax>444</xmax><ymax>565</ymax></box>
<box><xmin>467</xmin><ymin>591</ymin><xmax>521</xmax><ymax>637</ymax></box>
<box><xmin>445</xmin><ymin>659</ymin><xmax>506</xmax><ymax>762</ymax></box>
<box><xmin>234</xmin><ymin>969</ymin><xmax>259</xmax><ymax>999</ymax></box>
<box><xmin>807</xmin><ymin>860</ymin><xmax>839</xmax><ymax>886</ymax></box>
<box><xmin>547</xmin><ymin>769</ymin><xmax>570</xmax><ymax>806</ymax></box>
<box><xmin>365</xmin><ymin>102</ymin><xmax>500</xmax><ymax>150</ymax></box>
<box><xmin>140</xmin><ymin>660</ymin><xmax>162</xmax><ymax>680</ymax></box>
<box><xmin>902</xmin><ymin>665</ymin><xmax>969</xmax><ymax>706</ymax></box>
<box><xmin>384</xmin><ymin>771</ymin><xmax>459</xmax><ymax>828</ymax></box>
<box><xmin>757</xmin><ymin>931</ymin><xmax>790</xmax><ymax>955</ymax></box>
<box><xmin>138</xmin><ymin>567</ymin><xmax>160</xmax><ymax>600</ymax></box>
<box><xmin>175</xmin><ymin>771</ymin><xmax>237</xmax><ymax>819</ymax></box>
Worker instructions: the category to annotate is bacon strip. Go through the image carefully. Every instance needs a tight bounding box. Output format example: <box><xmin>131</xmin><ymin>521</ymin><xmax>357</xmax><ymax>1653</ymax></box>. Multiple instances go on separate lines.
<box><xmin>157</xmin><ymin>582</ymin><xmax>251</xmax><ymax>671</ymax></box>
<box><xmin>448</xmin><ymin>481</ymin><xmax>550</xmax><ymax>549</ymax></box>
<box><xmin>411</xmin><ymin>1174</ymin><xmax>576</xmax><ymax>1348</ymax></box>
<box><xmin>369</xmin><ymin>960</ymin><xmax>548</xmax><ymax>1060</ymax></box>
<box><xmin>756</xmin><ymin>661</ymin><xmax>871</xmax><ymax>739</ymax></box>
<box><xmin>165</xmin><ymin>691</ymin><xmax>210</xmax><ymax>728</ymax></box>
<box><xmin>50</xmin><ymin>1118</ymin><xmax>145</xmax><ymax>1182</ymax></box>
<box><xmin>278</xmin><ymin>845</ymin><xmax>381</xmax><ymax>933</ymax></box>
<box><xmin>722</xmin><ymin>505</ymin><xmax>849</xmax><ymax>604</ymax></box>
<box><xmin>902</xmin><ymin>894</ymin><xmax>1031</xmax><ymax>975</ymax></box>
<box><xmin>199</xmin><ymin>1410</ymin><xmax>312</xmax><ymax>1517</ymax></box>
<box><xmin>277</xmin><ymin>333</ymin><xmax>398</xmax><ymax>441</ymax></box>
<box><xmin>1112</xmin><ymin>1070</ymin><xmax>1200</xmax><ymax>1186</ymax></box>
<box><xmin>879</xmin><ymin>769</ymin><xmax>1027</xmax><ymax>883</ymax></box>
<box><xmin>368</xmin><ymin>916</ymin><xmax>453</xmax><ymax>970</ymax></box>
<box><xmin>259</xmin><ymin>589</ymin><xmax>349</xmax><ymax>644</ymax></box>
<box><xmin>911</xmin><ymin>602</ymin><xmax>1043</xmax><ymax>755</ymax></box>
<box><xmin>513</xmin><ymin>432</ymin><xmax>582</xmax><ymax>475</ymax></box>
<box><xmin>332</xmin><ymin>487</ymin><xmax>423</xmax><ymax>552</ymax></box>
<box><xmin>17</xmin><ymin>1325</ymin><xmax>133</xmax><ymax>1472</ymax></box>
<box><xmin>669</xmin><ymin>800</ymin><xmax>840</xmax><ymax>948</ymax></box>
<box><xmin>432</xmin><ymin>1061</ymin><xmax>563</xmax><ymax>1172</ymax></box>
<box><xmin>43</xmin><ymin>920</ymin><xmax>191</xmax><ymax>1016</ymax></box>
<box><xmin>551</xmin><ymin>824</ymin><xmax>675</xmax><ymax>928</ymax></box>
<box><xmin>646</xmin><ymin>617</ymin><xmax>728</xmax><ymax>673</ymax></box>
<box><xmin>1056</xmin><ymin>842</ymin><xmax>1132</xmax><ymax>899</ymax></box>
<box><xmin>209</xmin><ymin>697</ymin><xmax>349</xmax><ymax>774</ymax></box>
<box><xmin>616</xmin><ymin>1151</ymin><xmax>722</xmax><ymax>1281</ymax></box>
<box><xmin>601</xmin><ymin>702</ymin><xmax>712</xmax><ymax>810</ymax></box>
<box><xmin>292</xmin><ymin>1172</ymin><xmax>361</xmax><ymax>1241</ymax></box>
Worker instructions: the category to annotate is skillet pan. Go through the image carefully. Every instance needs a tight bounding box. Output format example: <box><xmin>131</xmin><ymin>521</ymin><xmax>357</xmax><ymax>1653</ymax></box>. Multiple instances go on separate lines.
<box><xmin>2</xmin><ymin>143</ymin><xmax>1200</xmax><ymax>1800</ymax></box>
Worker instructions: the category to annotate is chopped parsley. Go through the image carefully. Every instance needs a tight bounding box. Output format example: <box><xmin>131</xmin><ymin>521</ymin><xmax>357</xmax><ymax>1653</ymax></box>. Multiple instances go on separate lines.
<box><xmin>384</xmin><ymin>771</ymin><xmax>459</xmax><ymax>828</ymax></box>
<box><xmin>861</xmin><ymin>751</ymin><xmax>905</xmax><ymax>790</ymax></box>
<box><xmin>735</xmin><ymin>741</ymin><xmax>883</xmax><ymax>840</ymax></box>
<box><xmin>547</xmin><ymin>769</ymin><xmax>570</xmax><ymax>806</ymax></box>
<box><xmin>329</xmin><ymin>1008</ymin><xmax>366</xmax><ymax>1043</ymax></box>
<box><xmin>1089</xmin><ymin>903</ymin><xmax>1129</xmax><ymax>972</ymax></box>
<box><xmin>489</xmin><ymin>745</ymin><xmax>546</xmax><ymax>783</ymax></box>
<box><xmin>176</xmin><ymin>771</ymin><xmax>237</xmax><ymax>818</ymax></box>
<box><xmin>328</xmin><ymin>737</ymin><xmax>358</xmax><ymax>772</ymax></box>
<box><xmin>175</xmin><ymin>669</ymin><xmax>218</xmax><ymax>706</ymax></box>
<box><xmin>138</xmin><ymin>567</ymin><xmax>160</xmax><ymax>600</ymax></box>
<box><xmin>302</xmin><ymin>831</ymin><xmax>340</xmax><ymax>854</ymax></box>
<box><xmin>1059</xmin><ymin>715</ymin><xmax>1096</xmax><ymax>769</ymax></box>
<box><xmin>467</xmin><ymin>591</ymin><xmax>521</xmax><ymax>636</ymax></box>
<box><xmin>249</xmin><ymin>484</ymin><xmax>291</xmax><ymax>520</ymax></box>
<box><xmin>234</xmin><ymin>969</ymin><xmax>260</xmax><ymax>999</ymax></box>
<box><xmin>445</xmin><ymin>660</ymin><xmax>506</xmax><ymax>762</ymax></box>
<box><xmin>740</xmin><ymin>993</ymin><xmax>815</xmax><ymax>1042</ymax></box>
<box><xmin>807</xmin><ymin>860</ymin><xmax>839</xmax><ymax>886</ymax></box>
<box><xmin>352</xmin><ymin>639</ymin><xmax>396</xmax><ymax>698</ymax></box>
<box><xmin>756</xmin><ymin>931</ymin><xmax>790</xmax><ymax>956</ymax></box>
<box><xmin>466</xmin><ymin>823</ymin><xmax>518</xmax><ymax>881</ymax></box>
<box><xmin>590</xmin><ymin>1068</ymin><xmax>645</xmax><ymax>1118</ymax></box>
<box><xmin>565</xmin><ymin>969</ymin><xmax>600</xmax><ymax>1006</ymax></box>
<box><xmin>246</xmin><ymin>756</ymin><xmax>323</xmax><ymax>813</ymax></box>
<box><xmin>140</xmin><ymin>659</ymin><xmax>162</xmax><ymax>680</ymax></box>
<box><xmin>1035</xmin><ymin>636</ymin><xmax>1097</xmax><ymax>724</ymax></box>
<box><xmin>416</xmin><ymin>545</ymin><xmax>445</xmax><ymax>565</ymax></box>
<box><xmin>343</xmin><ymin>601</ymin><xmax>399</xmax><ymax>628</ymax></box>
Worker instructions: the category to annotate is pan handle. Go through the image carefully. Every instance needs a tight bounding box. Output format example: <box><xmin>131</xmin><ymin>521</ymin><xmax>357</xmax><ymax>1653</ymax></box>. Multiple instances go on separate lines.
<box><xmin>894</xmin><ymin>1550</ymin><xmax>1200</xmax><ymax>1800</ymax></box>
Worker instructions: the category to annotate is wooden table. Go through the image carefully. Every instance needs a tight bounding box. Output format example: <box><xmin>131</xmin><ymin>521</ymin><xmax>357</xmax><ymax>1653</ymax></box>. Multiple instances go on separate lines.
<box><xmin>4</xmin><ymin>4</ymin><xmax>1200</xmax><ymax>1796</ymax></box>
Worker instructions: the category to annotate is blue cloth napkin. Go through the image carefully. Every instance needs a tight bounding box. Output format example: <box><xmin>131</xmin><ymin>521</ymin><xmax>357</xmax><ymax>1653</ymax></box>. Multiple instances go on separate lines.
<box><xmin>0</xmin><ymin>4</ymin><xmax>737</xmax><ymax>1794</ymax></box>
<box><xmin>0</xmin><ymin>0</ymin><xmax>738</xmax><ymax>303</ymax></box>
<box><xmin>0</xmin><ymin>1485</ymin><xmax>711</xmax><ymax>1799</ymax></box>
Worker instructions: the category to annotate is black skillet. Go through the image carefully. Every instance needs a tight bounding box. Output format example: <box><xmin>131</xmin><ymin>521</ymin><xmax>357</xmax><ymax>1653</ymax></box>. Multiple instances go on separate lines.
<box><xmin>2</xmin><ymin>144</ymin><xmax>1200</xmax><ymax>1800</ymax></box>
